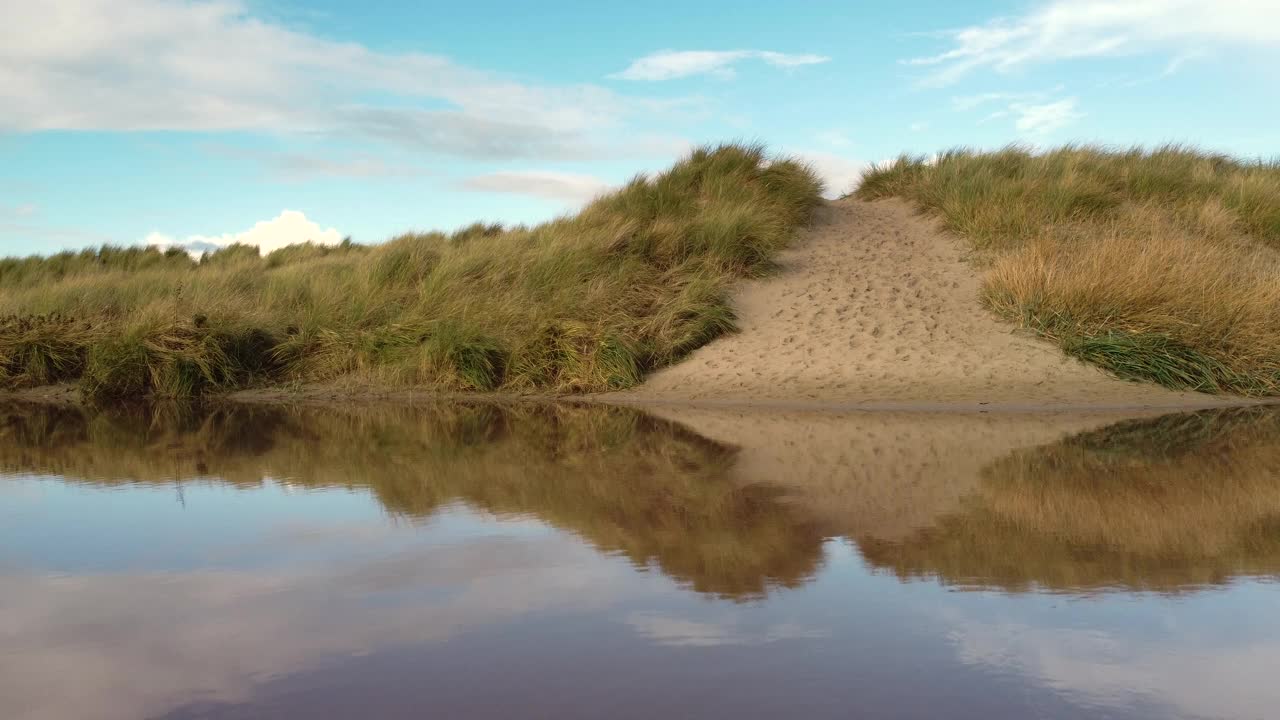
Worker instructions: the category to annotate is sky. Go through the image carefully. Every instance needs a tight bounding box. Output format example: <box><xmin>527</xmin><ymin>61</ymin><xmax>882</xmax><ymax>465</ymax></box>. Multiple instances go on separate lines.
<box><xmin>1</xmin><ymin>0</ymin><xmax>1278</xmax><ymax>258</ymax></box>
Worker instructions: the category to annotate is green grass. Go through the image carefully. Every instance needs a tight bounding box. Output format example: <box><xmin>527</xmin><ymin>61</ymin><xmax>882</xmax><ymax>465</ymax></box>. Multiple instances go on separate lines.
<box><xmin>0</xmin><ymin>144</ymin><xmax>823</xmax><ymax>401</ymax></box>
<box><xmin>1060</xmin><ymin>332</ymin><xmax>1247</xmax><ymax>394</ymax></box>
<box><xmin>857</xmin><ymin>144</ymin><xmax>1280</xmax><ymax>394</ymax></box>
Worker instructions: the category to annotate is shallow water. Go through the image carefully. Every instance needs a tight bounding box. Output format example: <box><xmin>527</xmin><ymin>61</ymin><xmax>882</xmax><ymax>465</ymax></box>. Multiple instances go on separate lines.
<box><xmin>3</xmin><ymin>400</ymin><xmax>1280</xmax><ymax>720</ymax></box>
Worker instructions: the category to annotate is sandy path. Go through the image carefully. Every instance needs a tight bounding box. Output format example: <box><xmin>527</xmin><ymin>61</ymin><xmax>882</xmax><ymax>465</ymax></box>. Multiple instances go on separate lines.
<box><xmin>622</xmin><ymin>198</ymin><xmax>1223</xmax><ymax>410</ymax></box>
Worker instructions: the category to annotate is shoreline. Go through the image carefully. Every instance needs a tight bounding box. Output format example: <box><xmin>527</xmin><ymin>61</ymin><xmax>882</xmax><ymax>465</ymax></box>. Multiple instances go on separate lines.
<box><xmin>0</xmin><ymin>381</ymin><xmax>1268</xmax><ymax>416</ymax></box>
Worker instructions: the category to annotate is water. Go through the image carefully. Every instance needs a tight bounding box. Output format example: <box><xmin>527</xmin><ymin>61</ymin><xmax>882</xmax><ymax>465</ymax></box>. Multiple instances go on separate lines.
<box><xmin>3</xmin><ymin>400</ymin><xmax>1279</xmax><ymax>720</ymax></box>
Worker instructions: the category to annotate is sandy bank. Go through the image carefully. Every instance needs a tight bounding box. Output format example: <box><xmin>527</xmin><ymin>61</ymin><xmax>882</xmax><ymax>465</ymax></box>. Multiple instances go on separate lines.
<box><xmin>617</xmin><ymin>198</ymin><xmax>1229</xmax><ymax>410</ymax></box>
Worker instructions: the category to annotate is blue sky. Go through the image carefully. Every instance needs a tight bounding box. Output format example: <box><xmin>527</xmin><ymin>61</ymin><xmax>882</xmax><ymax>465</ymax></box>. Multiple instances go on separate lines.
<box><xmin>1</xmin><ymin>0</ymin><xmax>1278</xmax><ymax>257</ymax></box>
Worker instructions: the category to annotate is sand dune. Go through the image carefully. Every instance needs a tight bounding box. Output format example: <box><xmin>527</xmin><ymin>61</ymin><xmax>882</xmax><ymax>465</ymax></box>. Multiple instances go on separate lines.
<box><xmin>644</xmin><ymin>405</ymin><xmax>1145</xmax><ymax>541</ymax></box>
<box><xmin>622</xmin><ymin>198</ymin><xmax>1225</xmax><ymax>410</ymax></box>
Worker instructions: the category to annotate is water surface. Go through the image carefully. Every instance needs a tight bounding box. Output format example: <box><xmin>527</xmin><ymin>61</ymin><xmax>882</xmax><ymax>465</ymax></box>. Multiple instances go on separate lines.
<box><xmin>3</xmin><ymin>401</ymin><xmax>1279</xmax><ymax>720</ymax></box>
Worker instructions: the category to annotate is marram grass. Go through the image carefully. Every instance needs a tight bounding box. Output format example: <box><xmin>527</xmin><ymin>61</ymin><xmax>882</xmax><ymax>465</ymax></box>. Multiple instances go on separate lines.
<box><xmin>0</xmin><ymin>144</ymin><xmax>823</xmax><ymax>401</ymax></box>
<box><xmin>857</xmin><ymin>144</ymin><xmax>1280</xmax><ymax>395</ymax></box>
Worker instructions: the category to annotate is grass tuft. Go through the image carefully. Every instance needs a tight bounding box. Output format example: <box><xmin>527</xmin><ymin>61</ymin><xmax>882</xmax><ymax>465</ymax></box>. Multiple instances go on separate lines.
<box><xmin>0</xmin><ymin>314</ymin><xmax>95</xmax><ymax>388</ymax></box>
<box><xmin>419</xmin><ymin>322</ymin><xmax>508</xmax><ymax>391</ymax></box>
<box><xmin>1061</xmin><ymin>332</ymin><xmax>1247</xmax><ymax>393</ymax></box>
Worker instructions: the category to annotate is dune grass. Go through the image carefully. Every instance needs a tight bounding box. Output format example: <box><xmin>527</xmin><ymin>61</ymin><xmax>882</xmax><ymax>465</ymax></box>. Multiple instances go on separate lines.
<box><xmin>0</xmin><ymin>144</ymin><xmax>823</xmax><ymax>401</ymax></box>
<box><xmin>857</xmin><ymin>145</ymin><xmax>1280</xmax><ymax>395</ymax></box>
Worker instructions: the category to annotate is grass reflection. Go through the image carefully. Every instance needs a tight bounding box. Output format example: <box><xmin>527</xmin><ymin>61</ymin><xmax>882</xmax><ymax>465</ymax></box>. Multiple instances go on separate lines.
<box><xmin>0</xmin><ymin>400</ymin><xmax>825</xmax><ymax>600</ymax></box>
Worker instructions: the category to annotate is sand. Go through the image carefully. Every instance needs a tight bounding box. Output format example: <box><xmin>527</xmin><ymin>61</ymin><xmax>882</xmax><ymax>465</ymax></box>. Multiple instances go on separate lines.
<box><xmin>619</xmin><ymin>198</ymin><xmax>1229</xmax><ymax>411</ymax></box>
<box><xmin>645</xmin><ymin>405</ymin><xmax>1152</xmax><ymax>541</ymax></box>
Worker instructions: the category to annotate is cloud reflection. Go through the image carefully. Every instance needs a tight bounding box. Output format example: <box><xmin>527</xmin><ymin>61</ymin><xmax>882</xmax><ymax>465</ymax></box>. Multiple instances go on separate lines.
<box><xmin>949</xmin><ymin>611</ymin><xmax>1280</xmax><ymax>720</ymax></box>
<box><xmin>627</xmin><ymin>611</ymin><xmax>828</xmax><ymax>647</ymax></box>
<box><xmin>0</xmin><ymin>522</ymin><xmax>637</xmax><ymax>720</ymax></box>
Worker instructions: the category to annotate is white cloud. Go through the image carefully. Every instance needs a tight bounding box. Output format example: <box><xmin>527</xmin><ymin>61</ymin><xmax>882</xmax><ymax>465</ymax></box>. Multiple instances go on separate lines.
<box><xmin>1103</xmin><ymin>49</ymin><xmax>1210</xmax><ymax>88</ymax></box>
<box><xmin>951</xmin><ymin>87</ymin><xmax>1080</xmax><ymax>135</ymax></box>
<box><xmin>909</xmin><ymin>121</ymin><xmax>929</xmax><ymax>132</ymax></box>
<box><xmin>0</xmin><ymin>0</ymin><xmax>653</xmax><ymax>160</ymax></box>
<box><xmin>906</xmin><ymin>0</ymin><xmax>1280</xmax><ymax>85</ymax></box>
<box><xmin>792</xmin><ymin>151</ymin><xmax>868</xmax><ymax>198</ymax></box>
<box><xmin>5</xmin><ymin>203</ymin><xmax>38</xmax><ymax>218</ymax></box>
<box><xmin>951</xmin><ymin>84</ymin><xmax>1066</xmax><ymax>111</ymax></box>
<box><xmin>1010</xmin><ymin>97</ymin><xmax>1084</xmax><ymax>134</ymax></box>
<box><xmin>459</xmin><ymin>171</ymin><xmax>613</xmax><ymax>205</ymax></box>
<box><xmin>953</xmin><ymin>93</ymin><xmax>1016</xmax><ymax>111</ymax></box>
<box><xmin>1161</xmin><ymin>49</ymin><xmax>1206</xmax><ymax>76</ymax></box>
<box><xmin>267</xmin><ymin>154</ymin><xmax>420</xmax><ymax>180</ymax></box>
<box><xmin>611</xmin><ymin>50</ymin><xmax>830</xmax><ymax>81</ymax></box>
<box><xmin>953</xmin><ymin>92</ymin><xmax>1027</xmax><ymax>111</ymax></box>
<box><xmin>334</xmin><ymin>107</ymin><xmax>606</xmax><ymax>160</ymax></box>
<box><xmin>145</xmin><ymin>210</ymin><xmax>342</xmax><ymax>257</ymax></box>
<box><xmin>275</xmin><ymin>154</ymin><xmax>423</xmax><ymax>181</ymax></box>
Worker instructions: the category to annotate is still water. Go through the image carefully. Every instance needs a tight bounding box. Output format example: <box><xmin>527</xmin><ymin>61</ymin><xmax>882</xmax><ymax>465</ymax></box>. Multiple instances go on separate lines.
<box><xmin>3</xmin><ymin>400</ymin><xmax>1279</xmax><ymax>720</ymax></box>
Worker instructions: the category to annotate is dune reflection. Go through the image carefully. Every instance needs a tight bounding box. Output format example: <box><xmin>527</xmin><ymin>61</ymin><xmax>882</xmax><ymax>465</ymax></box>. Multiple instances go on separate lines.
<box><xmin>858</xmin><ymin>406</ymin><xmax>1280</xmax><ymax>592</ymax></box>
<box><xmin>0</xmin><ymin>401</ymin><xmax>825</xmax><ymax>600</ymax></box>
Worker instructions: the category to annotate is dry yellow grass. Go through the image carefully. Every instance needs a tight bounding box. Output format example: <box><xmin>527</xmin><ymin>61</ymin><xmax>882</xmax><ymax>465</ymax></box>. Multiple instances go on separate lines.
<box><xmin>0</xmin><ymin>144</ymin><xmax>823</xmax><ymax>401</ymax></box>
<box><xmin>858</xmin><ymin>145</ymin><xmax>1280</xmax><ymax>394</ymax></box>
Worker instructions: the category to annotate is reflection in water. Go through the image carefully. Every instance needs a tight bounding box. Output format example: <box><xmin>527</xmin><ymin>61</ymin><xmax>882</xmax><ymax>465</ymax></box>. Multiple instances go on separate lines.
<box><xmin>4</xmin><ymin>400</ymin><xmax>1280</xmax><ymax>720</ymax></box>
<box><xmin>860</xmin><ymin>406</ymin><xmax>1280</xmax><ymax>592</ymax></box>
<box><xmin>0</xmin><ymin>401</ymin><xmax>825</xmax><ymax>600</ymax></box>
<box><xmin>6</xmin><ymin>402</ymin><xmax>1280</xmax><ymax>596</ymax></box>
